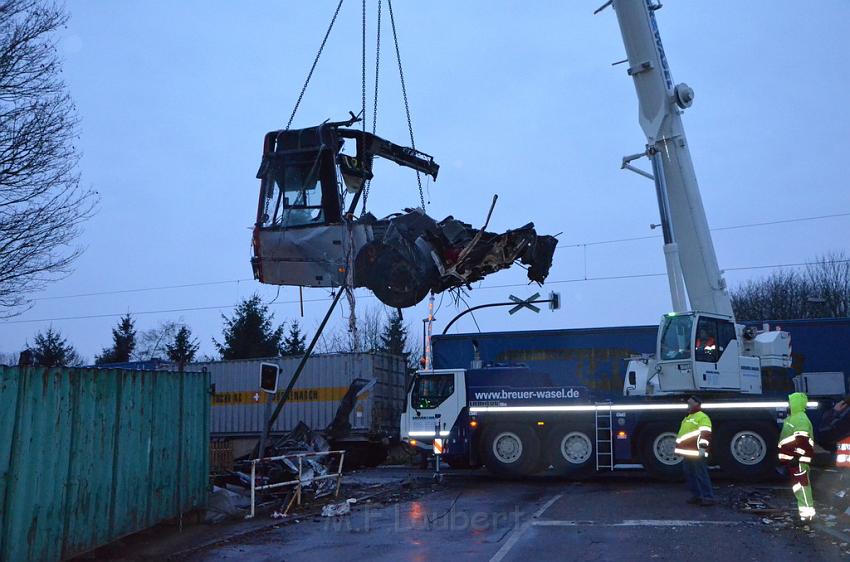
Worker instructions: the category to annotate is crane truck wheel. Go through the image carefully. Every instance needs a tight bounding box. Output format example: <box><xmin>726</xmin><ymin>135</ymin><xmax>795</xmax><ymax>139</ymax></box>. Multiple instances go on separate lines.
<box><xmin>638</xmin><ymin>423</ymin><xmax>683</xmax><ymax>481</ymax></box>
<box><xmin>545</xmin><ymin>425</ymin><xmax>595</xmax><ymax>478</ymax></box>
<box><xmin>480</xmin><ymin>423</ymin><xmax>542</xmax><ymax>478</ymax></box>
<box><xmin>714</xmin><ymin>422</ymin><xmax>778</xmax><ymax>482</ymax></box>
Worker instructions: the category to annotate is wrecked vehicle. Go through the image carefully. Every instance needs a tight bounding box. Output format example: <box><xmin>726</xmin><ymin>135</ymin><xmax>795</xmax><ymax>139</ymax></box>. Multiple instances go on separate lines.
<box><xmin>251</xmin><ymin>116</ymin><xmax>557</xmax><ymax>308</ymax></box>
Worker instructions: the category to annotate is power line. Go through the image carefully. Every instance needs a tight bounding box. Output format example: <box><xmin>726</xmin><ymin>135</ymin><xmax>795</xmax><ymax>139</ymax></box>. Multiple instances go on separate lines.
<box><xmin>471</xmin><ymin>259</ymin><xmax>850</xmax><ymax>291</ymax></box>
<box><xmin>4</xmin><ymin>259</ymin><xmax>848</xmax><ymax>326</ymax></box>
<box><xmin>26</xmin><ymin>210</ymin><xmax>850</xmax><ymax>303</ymax></box>
<box><xmin>557</xmin><ymin>211</ymin><xmax>850</xmax><ymax>249</ymax></box>
<box><xmin>0</xmin><ymin>295</ymin><xmax>355</xmax><ymax>325</ymax></box>
<box><xmin>32</xmin><ymin>279</ymin><xmax>255</xmax><ymax>301</ymax></box>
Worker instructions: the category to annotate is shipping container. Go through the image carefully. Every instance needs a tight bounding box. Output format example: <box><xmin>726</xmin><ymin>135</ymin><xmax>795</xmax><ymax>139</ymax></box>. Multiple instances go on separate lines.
<box><xmin>432</xmin><ymin>318</ymin><xmax>850</xmax><ymax>399</ymax></box>
<box><xmin>197</xmin><ymin>352</ymin><xmax>406</xmax><ymax>439</ymax></box>
<box><xmin>0</xmin><ymin>366</ymin><xmax>209</xmax><ymax>562</ymax></box>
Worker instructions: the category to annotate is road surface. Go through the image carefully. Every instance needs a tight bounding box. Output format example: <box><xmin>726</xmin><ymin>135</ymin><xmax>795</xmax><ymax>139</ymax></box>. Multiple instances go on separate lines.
<box><xmin>186</xmin><ymin>469</ymin><xmax>850</xmax><ymax>562</ymax></box>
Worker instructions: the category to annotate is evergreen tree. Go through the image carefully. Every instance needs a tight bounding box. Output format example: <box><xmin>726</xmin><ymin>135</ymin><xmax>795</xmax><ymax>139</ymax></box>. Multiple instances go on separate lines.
<box><xmin>95</xmin><ymin>313</ymin><xmax>136</xmax><ymax>364</ymax></box>
<box><xmin>166</xmin><ymin>325</ymin><xmax>199</xmax><ymax>366</ymax></box>
<box><xmin>379</xmin><ymin>310</ymin><xmax>409</xmax><ymax>358</ymax></box>
<box><xmin>30</xmin><ymin>327</ymin><xmax>81</xmax><ymax>367</ymax></box>
<box><xmin>214</xmin><ymin>295</ymin><xmax>284</xmax><ymax>359</ymax></box>
<box><xmin>281</xmin><ymin>320</ymin><xmax>307</xmax><ymax>356</ymax></box>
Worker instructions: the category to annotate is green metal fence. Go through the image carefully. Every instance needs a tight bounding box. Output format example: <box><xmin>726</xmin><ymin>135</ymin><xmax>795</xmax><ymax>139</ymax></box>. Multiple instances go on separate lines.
<box><xmin>0</xmin><ymin>366</ymin><xmax>209</xmax><ymax>562</ymax></box>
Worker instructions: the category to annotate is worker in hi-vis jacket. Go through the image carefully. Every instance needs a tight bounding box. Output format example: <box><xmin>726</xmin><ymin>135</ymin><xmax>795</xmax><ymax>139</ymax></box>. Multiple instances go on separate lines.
<box><xmin>778</xmin><ymin>392</ymin><xmax>816</xmax><ymax>522</ymax></box>
<box><xmin>675</xmin><ymin>396</ymin><xmax>716</xmax><ymax>506</ymax></box>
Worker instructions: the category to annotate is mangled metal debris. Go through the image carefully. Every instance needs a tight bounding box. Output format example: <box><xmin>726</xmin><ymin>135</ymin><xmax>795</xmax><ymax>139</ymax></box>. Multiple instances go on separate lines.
<box><xmin>251</xmin><ymin>116</ymin><xmax>557</xmax><ymax>308</ymax></box>
<box><xmin>321</xmin><ymin>498</ymin><xmax>356</xmax><ymax>517</ymax></box>
<box><xmin>204</xmin><ymin>486</ymin><xmax>250</xmax><ymax>523</ymax></box>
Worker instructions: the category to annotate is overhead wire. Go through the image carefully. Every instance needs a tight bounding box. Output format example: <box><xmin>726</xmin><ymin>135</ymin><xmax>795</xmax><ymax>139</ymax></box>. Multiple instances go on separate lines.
<box><xmin>557</xmin><ymin>211</ymin><xmax>850</xmax><ymax>249</ymax></box>
<box><xmin>31</xmin><ymin>278</ymin><xmax>255</xmax><ymax>302</ymax></box>
<box><xmin>3</xmin><ymin>258</ymin><xmax>850</xmax><ymax>325</ymax></box>
<box><xmin>25</xmin><ymin>209</ymin><xmax>849</xmax><ymax>303</ymax></box>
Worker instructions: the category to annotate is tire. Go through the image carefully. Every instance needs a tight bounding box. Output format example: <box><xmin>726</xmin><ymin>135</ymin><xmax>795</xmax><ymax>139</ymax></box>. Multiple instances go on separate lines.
<box><xmin>714</xmin><ymin>422</ymin><xmax>778</xmax><ymax>482</ymax></box>
<box><xmin>638</xmin><ymin>422</ymin><xmax>684</xmax><ymax>481</ymax></box>
<box><xmin>480</xmin><ymin>423</ymin><xmax>542</xmax><ymax>478</ymax></box>
<box><xmin>545</xmin><ymin>425</ymin><xmax>596</xmax><ymax>478</ymax></box>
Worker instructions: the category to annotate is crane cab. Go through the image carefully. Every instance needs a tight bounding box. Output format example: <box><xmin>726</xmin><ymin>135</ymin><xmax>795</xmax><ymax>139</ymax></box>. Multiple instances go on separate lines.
<box><xmin>654</xmin><ymin>312</ymin><xmax>762</xmax><ymax>394</ymax></box>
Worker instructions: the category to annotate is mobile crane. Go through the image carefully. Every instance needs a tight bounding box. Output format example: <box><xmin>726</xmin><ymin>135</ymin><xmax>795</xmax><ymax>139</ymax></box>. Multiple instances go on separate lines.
<box><xmin>610</xmin><ymin>0</ymin><xmax>792</xmax><ymax>396</ymax></box>
<box><xmin>399</xmin><ymin>0</ymin><xmax>842</xmax><ymax>482</ymax></box>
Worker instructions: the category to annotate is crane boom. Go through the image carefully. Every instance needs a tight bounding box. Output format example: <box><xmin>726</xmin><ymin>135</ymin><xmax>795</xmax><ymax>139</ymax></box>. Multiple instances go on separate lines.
<box><xmin>611</xmin><ymin>0</ymin><xmax>733</xmax><ymax>318</ymax></box>
<box><xmin>609</xmin><ymin>1</ymin><xmax>791</xmax><ymax>395</ymax></box>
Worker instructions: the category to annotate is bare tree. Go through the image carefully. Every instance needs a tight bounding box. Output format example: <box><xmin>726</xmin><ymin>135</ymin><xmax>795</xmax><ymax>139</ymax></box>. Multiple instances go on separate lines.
<box><xmin>359</xmin><ymin>306</ymin><xmax>385</xmax><ymax>352</ymax></box>
<box><xmin>316</xmin><ymin>305</ymin><xmax>422</xmax><ymax>371</ymax></box>
<box><xmin>317</xmin><ymin>305</ymin><xmax>385</xmax><ymax>353</ymax></box>
<box><xmin>0</xmin><ymin>1</ymin><xmax>96</xmax><ymax>317</ymax></box>
<box><xmin>731</xmin><ymin>269</ymin><xmax>811</xmax><ymax>321</ymax></box>
<box><xmin>0</xmin><ymin>351</ymin><xmax>17</xmax><ymax>365</ymax></box>
<box><xmin>731</xmin><ymin>251</ymin><xmax>850</xmax><ymax>321</ymax></box>
<box><xmin>803</xmin><ymin>251</ymin><xmax>850</xmax><ymax>318</ymax></box>
<box><xmin>134</xmin><ymin>320</ymin><xmax>180</xmax><ymax>361</ymax></box>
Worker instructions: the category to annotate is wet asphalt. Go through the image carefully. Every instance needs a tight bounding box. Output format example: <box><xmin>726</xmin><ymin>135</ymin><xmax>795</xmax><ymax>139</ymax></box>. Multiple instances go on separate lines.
<box><xmin>185</xmin><ymin>469</ymin><xmax>850</xmax><ymax>562</ymax></box>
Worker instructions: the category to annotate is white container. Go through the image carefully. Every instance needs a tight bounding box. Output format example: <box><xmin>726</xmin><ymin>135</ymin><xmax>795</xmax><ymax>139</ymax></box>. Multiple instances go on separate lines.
<box><xmin>194</xmin><ymin>352</ymin><xmax>406</xmax><ymax>438</ymax></box>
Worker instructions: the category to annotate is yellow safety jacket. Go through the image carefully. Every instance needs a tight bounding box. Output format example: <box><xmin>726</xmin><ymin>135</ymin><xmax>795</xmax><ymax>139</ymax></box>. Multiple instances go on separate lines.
<box><xmin>675</xmin><ymin>410</ymin><xmax>712</xmax><ymax>459</ymax></box>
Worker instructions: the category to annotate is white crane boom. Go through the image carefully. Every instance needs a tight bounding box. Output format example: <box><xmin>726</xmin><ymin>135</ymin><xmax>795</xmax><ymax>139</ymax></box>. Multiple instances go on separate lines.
<box><xmin>611</xmin><ymin>0</ymin><xmax>733</xmax><ymax>318</ymax></box>
<box><xmin>607</xmin><ymin>1</ymin><xmax>791</xmax><ymax>395</ymax></box>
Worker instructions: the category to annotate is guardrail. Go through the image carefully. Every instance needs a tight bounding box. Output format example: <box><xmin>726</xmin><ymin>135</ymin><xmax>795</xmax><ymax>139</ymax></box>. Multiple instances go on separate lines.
<box><xmin>246</xmin><ymin>450</ymin><xmax>346</xmax><ymax>518</ymax></box>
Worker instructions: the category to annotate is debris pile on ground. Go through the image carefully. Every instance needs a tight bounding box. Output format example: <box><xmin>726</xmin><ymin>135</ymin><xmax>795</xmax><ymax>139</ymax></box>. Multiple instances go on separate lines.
<box><xmin>263</xmin><ymin>468</ymin><xmax>432</xmax><ymax>524</ymax></box>
<box><xmin>728</xmin><ymin>472</ymin><xmax>850</xmax><ymax>535</ymax></box>
<box><xmin>204</xmin><ymin>486</ymin><xmax>251</xmax><ymax>523</ymax></box>
<box><xmin>727</xmin><ymin>485</ymin><xmax>797</xmax><ymax>529</ymax></box>
<box><xmin>210</xmin><ymin>422</ymin><xmax>341</xmax><ymax>520</ymax></box>
<box><xmin>321</xmin><ymin>499</ymin><xmax>356</xmax><ymax>517</ymax></box>
<box><xmin>815</xmin><ymin>467</ymin><xmax>850</xmax><ymax>520</ymax></box>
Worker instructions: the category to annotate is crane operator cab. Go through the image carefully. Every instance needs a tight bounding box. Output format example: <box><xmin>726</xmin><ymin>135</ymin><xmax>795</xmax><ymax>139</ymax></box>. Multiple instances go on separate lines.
<box><xmin>655</xmin><ymin>312</ymin><xmax>761</xmax><ymax>393</ymax></box>
<box><xmin>625</xmin><ymin>312</ymin><xmax>791</xmax><ymax>397</ymax></box>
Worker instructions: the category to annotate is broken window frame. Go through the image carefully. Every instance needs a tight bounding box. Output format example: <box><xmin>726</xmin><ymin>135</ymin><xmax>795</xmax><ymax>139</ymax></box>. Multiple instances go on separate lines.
<box><xmin>255</xmin><ymin>126</ymin><xmax>344</xmax><ymax>231</ymax></box>
<box><xmin>254</xmin><ymin>120</ymin><xmax>439</xmax><ymax>234</ymax></box>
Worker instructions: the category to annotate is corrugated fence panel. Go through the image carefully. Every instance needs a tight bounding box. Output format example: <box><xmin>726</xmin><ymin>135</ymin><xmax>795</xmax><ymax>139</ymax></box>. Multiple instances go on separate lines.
<box><xmin>0</xmin><ymin>368</ymin><xmax>20</xmax><ymax>559</ymax></box>
<box><xmin>147</xmin><ymin>372</ymin><xmax>179</xmax><ymax>524</ymax></box>
<box><xmin>62</xmin><ymin>369</ymin><xmax>117</xmax><ymax>554</ymax></box>
<box><xmin>0</xmin><ymin>366</ymin><xmax>209</xmax><ymax>562</ymax></box>
<box><xmin>183</xmin><ymin>371</ymin><xmax>209</xmax><ymax>511</ymax></box>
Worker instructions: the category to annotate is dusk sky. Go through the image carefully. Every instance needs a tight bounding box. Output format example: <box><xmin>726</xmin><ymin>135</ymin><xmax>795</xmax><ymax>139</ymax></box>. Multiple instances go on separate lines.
<box><xmin>1</xmin><ymin>1</ymin><xmax>848</xmax><ymax>362</ymax></box>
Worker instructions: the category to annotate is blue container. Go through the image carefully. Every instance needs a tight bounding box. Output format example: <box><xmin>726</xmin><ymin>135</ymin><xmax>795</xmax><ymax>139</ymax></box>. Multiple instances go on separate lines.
<box><xmin>432</xmin><ymin>318</ymin><xmax>850</xmax><ymax>400</ymax></box>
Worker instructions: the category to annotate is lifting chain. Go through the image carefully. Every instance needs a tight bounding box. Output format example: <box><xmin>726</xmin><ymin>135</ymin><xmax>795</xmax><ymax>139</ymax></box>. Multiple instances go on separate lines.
<box><xmin>361</xmin><ymin>0</ymin><xmax>367</xmax><ymax>137</ymax></box>
<box><xmin>286</xmin><ymin>0</ymin><xmax>345</xmax><ymax>130</ymax></box>
<box><xmin>361</xmin><ymin>0</ymin><xmax>382</xmax><ymax>215</ymax></box>
<box><xmin>286</xmin><ymin>0</ymin><xmax>423</xmax><ymax>212</ymax></box>
<box><xmin>387</xmin><ymin>0</ymin><xmax>425</xmax><ymax>211</ymax></box>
